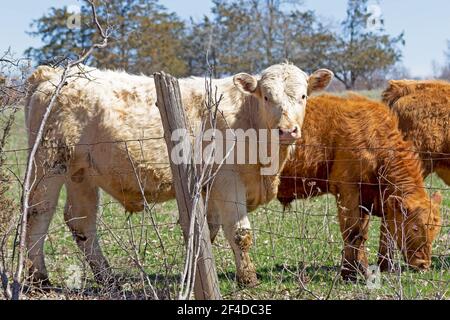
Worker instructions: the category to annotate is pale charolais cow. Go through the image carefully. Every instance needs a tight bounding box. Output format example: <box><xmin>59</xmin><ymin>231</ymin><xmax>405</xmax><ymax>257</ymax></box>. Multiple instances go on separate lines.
<box><xmin>25</xmin><ymin>63</ymin><xmax>333</xmax><ymax>287</ymax></box>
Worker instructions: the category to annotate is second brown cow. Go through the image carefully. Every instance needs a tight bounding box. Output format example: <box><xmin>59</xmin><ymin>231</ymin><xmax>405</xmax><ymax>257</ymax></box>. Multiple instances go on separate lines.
<box><xmin>382</xmin><ymin>79</ymin><xmax>450</xmax><ymax>185</ymax></box>
<box><xmin>277</xmin><ymin>94</ymin><xmax>442</xmax><ymax>281</ymax></box>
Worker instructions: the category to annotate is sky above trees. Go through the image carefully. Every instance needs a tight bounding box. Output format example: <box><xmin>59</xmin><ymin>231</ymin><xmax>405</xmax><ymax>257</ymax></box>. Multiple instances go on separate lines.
<box><xmin>21</xmin><ymin>0</ymin><xmax>412</xmax><ymax>89</ymax></box>
<box><xmin>0</xmin><ymin>0</ymin><xmax>449</xmax><ymax>78</ymax></box>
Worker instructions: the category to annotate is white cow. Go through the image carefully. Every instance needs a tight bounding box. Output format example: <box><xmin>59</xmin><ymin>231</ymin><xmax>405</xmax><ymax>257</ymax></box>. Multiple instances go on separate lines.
<box><xmin>25</xmin><ymin>63</ymin><xmax>333</xmax><ymax>287</ymax></box>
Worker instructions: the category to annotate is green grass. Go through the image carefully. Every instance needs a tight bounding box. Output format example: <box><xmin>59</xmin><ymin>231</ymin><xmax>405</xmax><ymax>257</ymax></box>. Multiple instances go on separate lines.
<box><xmin>2</xmin><ymin>94</ymin><xmax>449</xmax><ymax>300</ymax></box>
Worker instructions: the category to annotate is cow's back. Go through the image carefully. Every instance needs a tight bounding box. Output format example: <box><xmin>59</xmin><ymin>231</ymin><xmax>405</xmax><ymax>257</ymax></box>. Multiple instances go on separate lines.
<box><xmin>382</xmin><ymin>80</ymin><xmax>450</xmax><ymax>174</ymax></box>
<box><xmin>286</xmin><ymin>94</ymin><xmax>399</xmax><ymax>178</ymax></box>
<box><xmin>26</xmin><ymin>66</ymin><xmax>177</xmax><ymax>210</ymax></box>
<box><xmin>279</xmin><ymin>94</ymin><xmax>409</xmax><ymax>205</ymax></box>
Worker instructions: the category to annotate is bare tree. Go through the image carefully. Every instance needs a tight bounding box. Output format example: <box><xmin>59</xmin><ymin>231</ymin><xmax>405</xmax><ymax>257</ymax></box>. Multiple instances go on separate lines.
<box><xmin>441</xmin><ymin>40</ymin><xmax>450</xmax><ymax>80</ymax></box>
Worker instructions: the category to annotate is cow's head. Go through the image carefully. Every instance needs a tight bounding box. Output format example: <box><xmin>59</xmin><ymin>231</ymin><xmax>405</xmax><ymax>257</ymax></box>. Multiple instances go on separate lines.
<box><xmin>233</xmin><ymin>64</ymin><xmax>333</xmax><ymax>143</ymax></box>
<box><xmin>386</xmin><ymin>192</ymin><xmax>442</xmax><ymax>270</ymax></box>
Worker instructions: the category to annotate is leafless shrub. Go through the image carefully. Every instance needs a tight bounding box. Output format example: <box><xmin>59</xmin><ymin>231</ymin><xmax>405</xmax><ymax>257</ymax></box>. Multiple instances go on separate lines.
<box><xmin>0</xmin><ymin>48</ymin><xmax>32</xmax><ymax>299</ymax></box>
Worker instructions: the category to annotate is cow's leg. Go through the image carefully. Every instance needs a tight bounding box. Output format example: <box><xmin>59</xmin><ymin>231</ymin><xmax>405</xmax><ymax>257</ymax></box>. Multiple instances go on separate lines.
<box><xmin>336</xmin><ymin>188</ymin><xmax>370</xmax><ymax>282</ymax></box>
<box><xmin>436</xmin><ymin>167</ymin><xmax>450</xmax><ymax>186</ymax></box>
<box><xmin>26</xmin><ymin>173</ymin><xmax>65</xmax><ymax>285</ymax></box>
<box><xmin>207</xmin><ymin>207</ymin><xmax>221</xmax><ymax>244</ymax></box>
<box><xmin>221</xmin><ymin>210</ymin><xmax>257</xmax><ymax>287</ymax></box>
<box><xmin>378</xmin><ymin>220</ymin><xmax>396</xmax><ymax>272</ymax></box>
<box><xmin>64</xmin><ymin>179</ymin><xmax>113</xmax><ymax>286</ymax></box>
<box><xmin>210</xmin><ymin>173</ymin><xmax>258</xmax><ymax>287</ymax></box>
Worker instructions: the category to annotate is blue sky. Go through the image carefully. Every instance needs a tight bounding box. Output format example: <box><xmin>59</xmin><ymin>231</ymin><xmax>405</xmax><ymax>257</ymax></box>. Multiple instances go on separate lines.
<box><xmin>1</xmin><ymin>0</ymin><xmax>449</xmax><ymax>78</ymax></box>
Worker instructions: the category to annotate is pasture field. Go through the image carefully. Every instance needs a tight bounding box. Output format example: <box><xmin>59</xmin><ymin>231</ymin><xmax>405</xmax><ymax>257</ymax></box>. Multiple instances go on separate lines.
<box><xmin>3</xmin><ymin>91</ymin><xmax>449</xmax><ymax>300</ymax></box>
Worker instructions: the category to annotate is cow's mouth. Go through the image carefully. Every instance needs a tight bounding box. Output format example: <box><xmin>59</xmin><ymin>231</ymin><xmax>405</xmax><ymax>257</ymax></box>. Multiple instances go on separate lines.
<box><xmin>408</xmin><ymin>258</ymin><xmax>431</xmax><ymax>270</ymax></box>
<box><xmin>278</xmin><ymin>126</ymin><xmax>300</xmax><ymax>143</ymax></box>
<box><xmin>406</xmin><ymin>251</ymin><xmax>431</xmax><ymax>270</ymax></box>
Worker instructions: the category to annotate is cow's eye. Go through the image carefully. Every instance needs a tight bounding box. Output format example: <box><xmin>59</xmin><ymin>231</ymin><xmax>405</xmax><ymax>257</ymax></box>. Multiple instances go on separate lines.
<box><xmin>264</xmin><ymin>96</ymin><xmax>269</xmax><ymax>102</ymax></box>
<box><xmin>302</xmin><ymin>94</ymin><xmax>307</xmax><ymax>100</ymax></box>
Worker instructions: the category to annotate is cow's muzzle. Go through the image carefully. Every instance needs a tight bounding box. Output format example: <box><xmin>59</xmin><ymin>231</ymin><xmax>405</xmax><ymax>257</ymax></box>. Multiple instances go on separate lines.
<box><xmin>278</xmin><ymin>126</ymin><xmax>300</xmax><ymax>142</ymax></box>
<box><xmin>407</xmin><ymin>251</ymin><xmax>431</xmax><ymax>270</ymax></box>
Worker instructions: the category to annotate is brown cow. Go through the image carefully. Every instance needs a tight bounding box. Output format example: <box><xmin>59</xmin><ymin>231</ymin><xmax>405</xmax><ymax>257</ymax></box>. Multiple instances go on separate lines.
<box><xmin>382</xmin><ymin>80</ymin><xmax>450</xmax><ymax>185</ymax></box>
<box><xmin>277</xmin><ymin>94</ymin><xmax>442</xmax><ymax>281</ymax></box>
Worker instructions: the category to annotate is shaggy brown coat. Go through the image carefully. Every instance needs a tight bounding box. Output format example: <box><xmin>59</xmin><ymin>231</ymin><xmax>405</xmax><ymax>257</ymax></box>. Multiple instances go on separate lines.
<box><xmin>277</xmin><ymin>94</ymin><xmax>442</xmax><ymax>280</ymax></box>
<box><xmin>382</xmin><ymin>80</ymin><xmax>450</xmax><ymax>185</ymax></box>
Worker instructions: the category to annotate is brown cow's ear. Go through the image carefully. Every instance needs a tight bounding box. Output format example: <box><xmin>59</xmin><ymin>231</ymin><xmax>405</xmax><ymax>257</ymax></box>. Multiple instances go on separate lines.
<box><xmin>233</xmin><ymin>73</ymin><xmax>258</xmax><ymax>95</ymax></box>
<box><xmin>308</xmin><ymin>69</ymin><xmax>334</xmax><ymax>95</ymax></box>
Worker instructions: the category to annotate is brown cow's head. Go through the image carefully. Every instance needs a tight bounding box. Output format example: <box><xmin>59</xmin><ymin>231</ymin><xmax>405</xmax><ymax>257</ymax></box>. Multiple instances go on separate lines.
<box><xmin>387</xmin><ymin>192</ymin><xmax>442</xmax><ymax>270</ymax></box>
<box><xmin>233</xmin><ymin>64</ymin><xmax>333</xmax><ymax>143</ymax></box>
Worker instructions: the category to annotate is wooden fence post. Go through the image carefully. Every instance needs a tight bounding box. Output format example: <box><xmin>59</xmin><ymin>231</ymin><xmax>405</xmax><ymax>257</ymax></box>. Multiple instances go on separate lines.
<box><xmin>154</xmin><ymin>72</ymin><xmax>222</xmax><ymax>300</ymax></box>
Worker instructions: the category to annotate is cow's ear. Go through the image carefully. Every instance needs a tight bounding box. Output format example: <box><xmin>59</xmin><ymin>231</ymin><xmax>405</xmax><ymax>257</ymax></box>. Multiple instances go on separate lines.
<box><xmin>233</xmin><ymin>73</ymin><xmax>258</xmax><ymax>95</ymax></box>
<box><xmin>308</xmin><ymin>69</ymin><xmax>334</xmax><ymax>95</ymax></box>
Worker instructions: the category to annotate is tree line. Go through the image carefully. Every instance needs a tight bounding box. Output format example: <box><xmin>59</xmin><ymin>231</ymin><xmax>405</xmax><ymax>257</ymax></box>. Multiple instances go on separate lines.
<box><xmin>438</xmin><ymin>40</ymin><xmax>450</xmax><ymax>79</ymax></box>
<box><xmin>25</xmin><ymin>0</ymin><xmax>409</xmax><ymax>90</ymax></box>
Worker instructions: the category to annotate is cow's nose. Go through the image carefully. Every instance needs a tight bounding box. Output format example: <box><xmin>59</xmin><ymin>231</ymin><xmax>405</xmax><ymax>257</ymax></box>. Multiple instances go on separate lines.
<box><xmin>408</xmin><ymin>254</ymin><xmax>431</xmax><ymax>270</ymax></box>
<box><xmin>278</xmin><ymin>126</ymin><xmax>300</xmax><ymax>141</ymax></box>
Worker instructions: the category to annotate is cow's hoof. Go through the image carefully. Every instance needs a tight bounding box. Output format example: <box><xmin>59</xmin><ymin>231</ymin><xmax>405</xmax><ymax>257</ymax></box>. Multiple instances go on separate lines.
<box><xmin>95</xmin><ymin>273</ymin><xmax>121</xmax><ymax>291</ymax></box>
<box><xmin>237</xmin><ymin>270</ymin><xmax>259</xmax><ymax>288</ymax></box>
<box><xmin>341</xmin><ymin>266</ymin><xmax>368</xmax><ymax>283</ymax></box>
<box><xmin>105</xmin><ymin>280</ymin><xmax>121</xmax><ymax>293</ymax></box>
<box><xmin>378</xmin><ymin>259</ymin><xmax>398</xmax><ymax>273</ymax></box>
<box><xmin>237</xmin><ymin>261</ymin><xmax>259</xmax><ymax>288</ymax></box>
<box><xmin>29</xmin><ymin>273</ymin><xmax>52</xmax><ymax>289</ymax></box>
<box><xmin>341</xmin><ymin>269</ymin><xmax>358</xmax><ymax>283</ymax></box>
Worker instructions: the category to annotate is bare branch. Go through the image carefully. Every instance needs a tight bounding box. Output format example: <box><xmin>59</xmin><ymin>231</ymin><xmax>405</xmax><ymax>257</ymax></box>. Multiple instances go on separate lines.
<box><xmin>11</xmin><ymin>0</ymin><xmax>110</xmax><ymax>300</ymax></box>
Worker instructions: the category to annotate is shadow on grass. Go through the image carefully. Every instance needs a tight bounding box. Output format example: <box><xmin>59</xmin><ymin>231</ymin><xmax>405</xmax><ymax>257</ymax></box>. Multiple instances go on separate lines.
<box><xmin>23</xmin><ymin>272</ymin><xmax>182</xmax><ymax>300</ymax></box>
<box><xmin>22</xmin><ymin>257</ymin><xmax>448</xmax><ymax>299</ymax></box>
<box><xmin>23</xmin><ymin>264</ymin><xmax>339</xmax><ymax>299</ymax></box>
<box><xmin>218</xmin><ymin>263</ymin><xmax>341</xmax><ymax>285</ymax></box>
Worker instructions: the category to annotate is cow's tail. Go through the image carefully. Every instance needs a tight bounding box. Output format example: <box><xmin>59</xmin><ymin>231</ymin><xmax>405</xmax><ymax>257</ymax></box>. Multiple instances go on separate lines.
<box><xmin>25</xmin><ymin>66</ymin><xmax>59</xmax><ymax>128</ymax></box>
<box><xmin>27</xmin><ymin>65</ymin><xmax>56</xmax><ymax>86</ymax></box>
<box><xmin>26</xmin><ymin>65</ymin><xmax>57</xmax><ymax>94</ymax></box>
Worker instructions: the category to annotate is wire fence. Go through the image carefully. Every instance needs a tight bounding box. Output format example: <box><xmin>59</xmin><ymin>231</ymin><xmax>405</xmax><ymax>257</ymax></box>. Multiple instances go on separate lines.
<box><xmin>1</xmin><ymin>130</ymin><xmax>449</xmax><ymax>300</ymax></box>
<box><xmin>0</xmin><ymin>45</ymin><xmax>449</xmax><ymax>300</ymax></box>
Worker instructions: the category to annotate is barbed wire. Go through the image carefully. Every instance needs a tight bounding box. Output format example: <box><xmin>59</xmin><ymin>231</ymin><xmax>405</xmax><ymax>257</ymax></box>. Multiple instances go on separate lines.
<box><xmin>1</xmin><ymin>145</ymin><xmax>448</xmax><ymax>300</ymax></box>
<box><xmin>3</xmin><ymin>136</ymin><xmax>450</xmax><ymax>158</ymax></box>
<box><xmin>1</xmin><ymin>57</ymin><xmax>449</xmax><ymax>299</ymax></box>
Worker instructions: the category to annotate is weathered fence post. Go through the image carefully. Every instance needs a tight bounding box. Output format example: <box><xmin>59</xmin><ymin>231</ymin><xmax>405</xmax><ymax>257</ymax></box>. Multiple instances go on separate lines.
<box><xmin>154</xmin><ymin>72</ymin><xmax>222</xmax><ymax>300</ymax></box>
